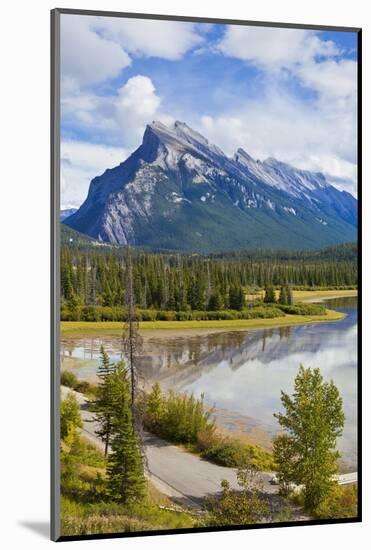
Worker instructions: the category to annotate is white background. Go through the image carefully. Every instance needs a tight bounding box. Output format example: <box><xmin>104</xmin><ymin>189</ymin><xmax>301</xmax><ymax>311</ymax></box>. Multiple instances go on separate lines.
<box><xmin>0</xmin><ymin>0</ymin><xmax>369</xmax><ymax>548</ymax></box>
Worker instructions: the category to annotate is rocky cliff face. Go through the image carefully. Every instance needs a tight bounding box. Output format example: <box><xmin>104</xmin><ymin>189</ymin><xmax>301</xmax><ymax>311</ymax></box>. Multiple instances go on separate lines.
<box><xmin>64</xmin><ymin>120</ymin><xmax>357</xmax><ymax>252</ymax></box>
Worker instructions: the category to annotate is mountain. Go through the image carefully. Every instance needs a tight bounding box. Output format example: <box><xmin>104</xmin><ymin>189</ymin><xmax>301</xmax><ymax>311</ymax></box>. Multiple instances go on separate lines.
<box><xmin>64</xmin><ymin>121</ymin><xmax>357</xmax><ymax>253</ymax></box>
<box><xmin>60</xmin><ymin>208</ymin><xmax>78</xmax><ymax>221</ymax></box>
<box><xmin>61</xmin><ymin>224</ymin><xmax>115</xmax><ymax>249</ymax></box>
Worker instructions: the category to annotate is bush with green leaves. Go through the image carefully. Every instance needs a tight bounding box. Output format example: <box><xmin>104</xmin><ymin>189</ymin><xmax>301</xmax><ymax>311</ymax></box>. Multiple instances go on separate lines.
<box><xmin>61</xmin><ymin>370</ymin><xmax>96</xmax><ymax>396</ymax></box>
<box><xmin>275</xmin><ymin>302</ymin><xmax>326</xmax><ymax>316</ymax></box>
<box><xmin>143</xmin><ymin>383</ymin><xmax>215</xmax><ymax>445</ymax></box>
<box><xmin>61</xmin><ymin>371</ymin><xmax>78</xmax><ymax>388</ymax></box>
<box><xmin>314</xmin><ymin>484</ymin><xmax>358</xmax><ymax>519</ymax></box>
<box><xmin>200</xmin><ymin>434</ymin><xmax>275</xmax><ymax>471</ymax></box>
<box><xmin>61</xmin><ymin>304</ymin><xmax>286</xmax><ymax>322</ymax></box>
<box><xmin>60</xmin><ymin>393</ymin><xmax>82</xmax><ymax>441</ymax></box>
<box><xmin>205</xmin><ymin>467</ymin><xmax>270</xmax><ymax>526</ymax></box>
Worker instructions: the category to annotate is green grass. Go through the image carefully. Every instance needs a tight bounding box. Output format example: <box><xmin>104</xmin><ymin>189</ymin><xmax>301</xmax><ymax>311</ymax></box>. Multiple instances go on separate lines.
<box><xmin>293</xmin><ymin>289</ymin><xmax>357</xmax><ymax>301</ymax></box>
<box><xmin>289</xmin><ymin>484</ymin><xmax>358</xmax><ymax>520</ymax></box>
<box><xmin>61</xmin><ymin>434</ymin><xmax>197</xmax><ymax>536</ymax></box>
<box><xmin>61</xmin><ymin>309</ymin><xmax>345</xmax><ymax>334</ymax></box>
<box><xmin>249</xmin><ymin>288</ymin><xmax>357</xmax><ymax>302</ymax></box>
<box><xmin>61</xmin><ymin>495</ymin><xmax>196</xmax><ymax>536</ymax></box>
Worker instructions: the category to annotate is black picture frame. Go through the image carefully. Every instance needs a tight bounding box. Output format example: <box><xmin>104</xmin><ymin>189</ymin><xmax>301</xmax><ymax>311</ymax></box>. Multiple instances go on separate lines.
<box><xmin>51</xmin><ymin>8</ymin><xmax>362</xmax><ymax>542</ymax></box>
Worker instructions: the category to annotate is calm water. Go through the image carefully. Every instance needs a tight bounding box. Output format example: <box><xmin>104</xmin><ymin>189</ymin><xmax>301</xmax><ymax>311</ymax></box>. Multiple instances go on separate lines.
<box><xmin>61</xmin><ymin>296</ymin><xmax>358</xmax><ymax>468</ymax></box>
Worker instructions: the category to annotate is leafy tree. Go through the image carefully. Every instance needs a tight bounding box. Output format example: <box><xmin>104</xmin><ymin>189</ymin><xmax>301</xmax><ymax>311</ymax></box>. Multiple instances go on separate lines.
<box><xmin>273</xmin><ymin>366</ymin><xmax>345</xmax><ymax>512</ymax></box>
<box><xmin>61</xmin><ymin>393</ymin><xmax>82</xmax><ymax>442</ymax></box>
<box><xmin>107</xmin><ymin>361</ymin><xmax>146</xmax><ymax>504</ymax></box>
<box><xmin>264</xmin><ymin>285</ymin><xmax>276</xmax><ymax>303</ymax></box>
<box><xmin>144</xmin><ymin>382</ymin><xmax>164</xmax><ymax>432</ymax></box>
<box><xmin>91</xmin><ymin>346</ymin><xmax>115</xmax><ymax>456</ymax></box>
<box><xmin>205</xmin><ymin>466</ymin><xmax>269</xmax><ymax>526</ymax></box>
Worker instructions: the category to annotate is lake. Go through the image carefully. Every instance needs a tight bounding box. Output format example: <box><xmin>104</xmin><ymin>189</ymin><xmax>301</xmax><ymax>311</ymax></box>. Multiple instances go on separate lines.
<box><xmin>61</xmin><ymin>296</ymin><xmax>358</xmax><ymax>470</ymax></box>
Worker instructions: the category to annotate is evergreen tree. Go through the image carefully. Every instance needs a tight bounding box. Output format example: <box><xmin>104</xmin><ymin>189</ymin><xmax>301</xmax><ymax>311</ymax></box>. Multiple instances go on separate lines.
<box><xmin>208</xmin><ymin>290</ymin><xmax>223</xmax><ymax>311</ymax></box>
<box><xmin>286</xmin><ymin>285</ymin><xmax>294</xmax><ymax>305</ymax></box>
<box><xmin>60</xmin><ymin>243</ymin><xmax>357</xmax><ymax>313</ymax></box>
<box><xmin>107</xmin><ymin>361</ymin><xmax>146</xmax><ymax>504</ymax></box>
<box><xmin>264</xmin><ymin>285</ymin><xmax>276</xmax><ymax>303</ymax></box>
<box><xmin>229</xmin><ymin>285</ymin><xmax>246</xmax><ymax>310</ymax></box>
<box><xmin>92</xmin><ymin>346</ymin><xmax>115</xmax><ymax>456</ymax></box>
<box><xmin>279</xmin><ymin>286</ymin><xmax>287</xmax><ymax>305</ymax></box>
<box><xmin>273</xmin><ymin>366</ymin><xmax>345</xmax><ymax>512</ymax></box>
<box><xmin>144</xmin><ymin>382</ymin><xmax>164</xmax><ymax>432</ymax></box>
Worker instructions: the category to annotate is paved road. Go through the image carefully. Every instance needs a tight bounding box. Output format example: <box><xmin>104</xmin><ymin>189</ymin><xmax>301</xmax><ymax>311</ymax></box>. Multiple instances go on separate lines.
<box><xmin>335</xmin><ymin>472</ymin><xmax>358</xmax><ymax>485</ymax></box>
<box><xmin>61</xmin><ymin>386</ymin><xmax>357</xmax><ymax>506</ymax></box>
<box><xmin>61</xmin><ymin>386</ymin><xmax>276</xmax><ymax>506</ymax></box>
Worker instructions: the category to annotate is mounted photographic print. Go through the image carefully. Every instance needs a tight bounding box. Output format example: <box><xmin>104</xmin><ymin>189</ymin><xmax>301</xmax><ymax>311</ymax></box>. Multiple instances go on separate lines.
<box><xmin>51</xmin><ymin>8</ymin><xmax>361</xmax><ymax>541</ymax></box>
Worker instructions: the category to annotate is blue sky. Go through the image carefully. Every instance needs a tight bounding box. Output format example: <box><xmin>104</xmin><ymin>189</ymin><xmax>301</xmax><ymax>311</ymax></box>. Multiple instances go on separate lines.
<box><xmin>60</xmin><ymin>15</ymin><xmax>358</xmax><ymax>208</ymax></box>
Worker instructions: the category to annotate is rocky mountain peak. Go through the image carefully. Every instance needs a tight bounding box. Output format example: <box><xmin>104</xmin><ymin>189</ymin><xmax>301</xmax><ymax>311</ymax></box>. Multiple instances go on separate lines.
<box><xmin>234</xmin><ymin>148</ymin><xmax>255</xmax><ymax>166</ymax></box>
<box><xmin>65</xmin><ymin>120</ymin><xmax>357</xmax><ymax>251</ymax></box>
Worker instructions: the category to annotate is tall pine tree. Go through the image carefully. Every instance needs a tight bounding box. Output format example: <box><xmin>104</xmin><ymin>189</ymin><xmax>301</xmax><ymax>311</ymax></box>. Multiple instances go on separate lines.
<box><xmin>279</xmin><ymin>286</ymin><xmax>287</xmax><ymax>305</ymax></box>
<box><xmin>107</xmin><ymin>361</ymin><xmax>146</xmax><ymax>504</ymax></box>
<box><xmin>92</xmin><ymin>346</ymin><xmax>115</xmax><ymax>456</ymax></box>
<box><xmin>264</xmin><ymin>285</ymin><xmax>276</xmax><ymax>303</ymax></box>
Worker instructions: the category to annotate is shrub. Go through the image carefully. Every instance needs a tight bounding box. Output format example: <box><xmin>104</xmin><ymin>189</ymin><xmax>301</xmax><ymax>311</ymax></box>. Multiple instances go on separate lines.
<box><xmin>313</xmin><ymin>484</ymin><xmax>358</xmax><ymax>519</ymax></box>
<box><xmin>275</xmin><ymin>302</ymin><xmax>326</xmax><ymax>316</ymax></box>
<box><xmin>142</xmin><ymin>384</ymin><xmax>215</xmax><ymax>445</ymax></box>
<box><xmin>61</xmin><ymin>371</ymin><xmax>95</xmax><ymax>396</ymax></box>
<box><xmin>205</xmin><ymin>467</ymin><xmax>270</xmax><ymax>526</ymax></box>
<box><xmin>61</xmin><ymin>305</ymin><xmax>284</xmax><ymax>322</ymax></box>
<box><xmin>138</xmin><ymin>309</ymin><xmax>157</xmax><ymax>321</ymax></box>
<box><xmin>74</xmin><ymin>380</ymin><xmax>91</xmax><ymax>394</ymax></box>
<box><xmin>61</xmin><ymin>371</ymin><xmax>78</xmax><ymax>388</ymax></box>
<box><xmin>60</xmin><ymin>393</ymin><xmax>82</xmax><ymax>441</ymax></box>
<box><xmin>199</xmin><ymin>433</ymin><xmax>275</xmax><ymax>471</ymax></box>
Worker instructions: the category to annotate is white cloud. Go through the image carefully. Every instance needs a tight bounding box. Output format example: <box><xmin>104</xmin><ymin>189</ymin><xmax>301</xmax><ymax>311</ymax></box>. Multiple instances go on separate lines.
<box><xmin>60</xmin><ymin>18</ymin><xmax>357</xmax><ymax>198</ymax></box>
<box><xmin>116</xmin><ymin>76</ymin><xmax>162</xmax><ymax>148</ymax></box>
<box><xmin>61</xmin><ymin>15</ymin><xmax>131</xmax><ymax>91</ymax></box>
<box><xmin>218</xmin><ymin>26</ymin><xmax>338</xmax><ymax>71</ymax></box>
<box><xmin>93</xmin><ymin>17</ymin><xmax>203</xmax><ymax>60</ymax></box>
<box><xmin>61</xmin><ymin>74</ymin><xmax>171</xmax><ymax>151</ymax></box>
<box><xmin>200</xmin><ymin>26</ymin><xmax>357</xmax><ymax>195</ymax></box>
<box><xmin>297</xmin><ymin>59</ymin><xmax>357</xmax><ymax>99</ymax></box>
<box><xmin>61</xmin><ymin>15</ymin><xmax>203</xmax><ymax>92</ymax></box>
<box><xmin>61</xmin><ymin>141</ymin><xmax>128</xmax><ymax>208</ymax></box>
<box><xmin>199</xmin><ymin>88</ymin><xmax>357</xmax><ymax>195</ymax></box>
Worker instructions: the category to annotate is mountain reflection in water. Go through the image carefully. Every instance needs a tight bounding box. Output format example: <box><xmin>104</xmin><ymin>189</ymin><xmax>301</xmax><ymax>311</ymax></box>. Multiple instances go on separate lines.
<box><xmin>61</xmin><ymin>296</ymin><xmax>357</xmax><ymax>468</ymax></box>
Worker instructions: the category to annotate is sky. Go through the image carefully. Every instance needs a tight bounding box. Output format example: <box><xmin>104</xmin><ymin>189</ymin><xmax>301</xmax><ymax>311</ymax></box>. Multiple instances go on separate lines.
<box><xmin>60</xmin><ymin>14</ymin><xmax>358</xmax><ymax>209</ymax></box>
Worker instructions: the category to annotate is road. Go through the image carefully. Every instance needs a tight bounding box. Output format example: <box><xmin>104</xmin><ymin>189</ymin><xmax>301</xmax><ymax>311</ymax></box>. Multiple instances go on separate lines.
<box><xmin>61</xmin><ymin>386</ymin><xmax>276</xmax><ymax>506</ymax></box>
<box><xmin>61</xmin><ymin>386</ymin><xmax>357</xmax><ymax>507</ymax></box>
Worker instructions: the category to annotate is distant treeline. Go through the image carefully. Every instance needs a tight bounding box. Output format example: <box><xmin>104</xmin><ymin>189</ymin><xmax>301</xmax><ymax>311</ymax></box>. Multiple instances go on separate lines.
<box><xmin>61</xmin><ymin>242</ymin><xmax>357</xmax><ymax>312</ymax></box>
<box><xmin>209</xmin><ymin>242</ymin><xmax>358</xmax><ymax>263</ymax></box>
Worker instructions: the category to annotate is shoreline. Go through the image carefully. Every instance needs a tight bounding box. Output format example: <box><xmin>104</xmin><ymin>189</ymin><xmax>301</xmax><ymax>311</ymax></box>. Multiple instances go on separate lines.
<box><xmin>61</xmin><ymin>308</ymin><xmax>346</xmax><ymax>336</ymax></box>
<box><xmin>60</xmin><ymin>293</ymin><xmax>357</xmax><ymax>473</ymax></box>
<box><xmin>60</xmin><ymin>290</ymin><xmax>356</xmax><ymax>337</ymax></box>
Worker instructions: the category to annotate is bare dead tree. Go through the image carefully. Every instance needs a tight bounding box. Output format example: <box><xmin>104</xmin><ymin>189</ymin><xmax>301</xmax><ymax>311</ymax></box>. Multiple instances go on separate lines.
<box><xmin>122</xmin><ymin>246</ymin><xmax>143</xmax><ymax>426</ymax></box>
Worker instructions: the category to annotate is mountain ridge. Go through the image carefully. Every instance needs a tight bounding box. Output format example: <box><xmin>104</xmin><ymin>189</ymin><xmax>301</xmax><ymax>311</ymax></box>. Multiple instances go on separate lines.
<box><xmin>64</xmin><ymin>120</ymin><xmax>357</xmax><ymax>253</ymax></box>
